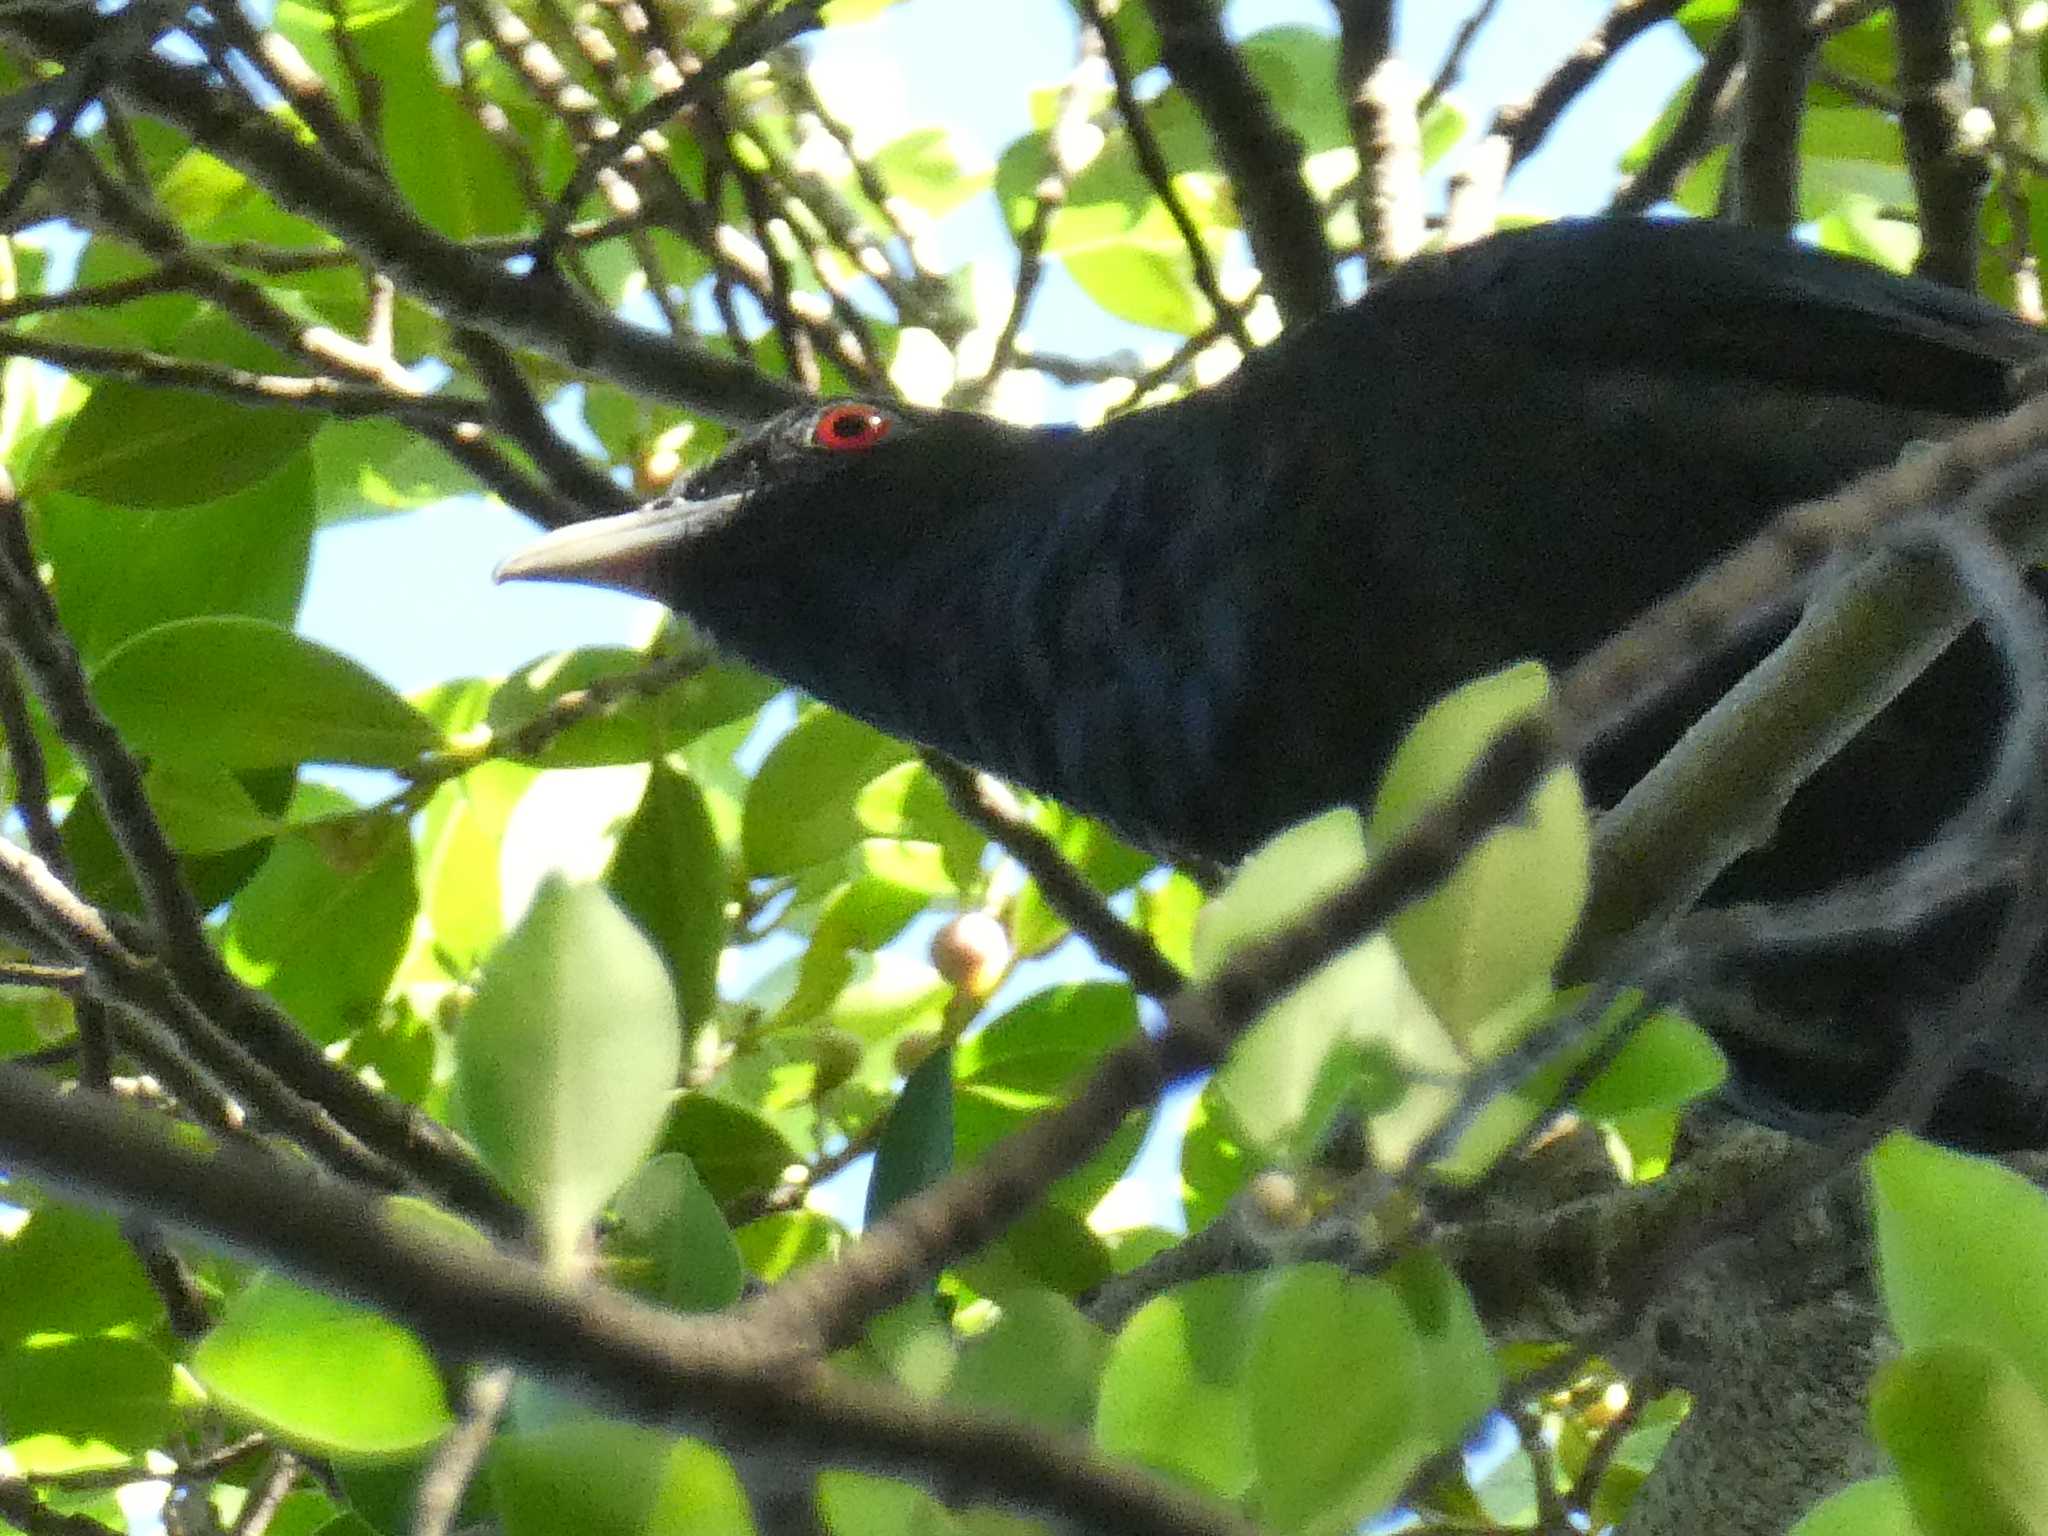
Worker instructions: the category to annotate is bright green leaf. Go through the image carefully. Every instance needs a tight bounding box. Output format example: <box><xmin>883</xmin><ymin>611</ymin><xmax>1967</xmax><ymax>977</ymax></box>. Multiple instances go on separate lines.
<box><xmin>1574</xmin><ymin>1008</ymin><xmax>1727</xmax><ymax>1121</ymax></box>
<box><xmin>493</xmin><ymin>1421</ymin><xmax>752</xmax><ymax>1536</ymax></box>
<box><xmin>609</xmin><ymin>1154</ymin><xmax>745</xmax><ymax>1314</ymax></box>
<box><xmin>455</xmin><ymin>878</ymin><xmax>683</xmax><ymax>1261</ymax></box>
<box><xmin>1247</xmin><ymin>1265</ymin><xmax>1429</xmax><ymax>1532</ymax></box>
<box><xmin>222</xmin><ymin>799</ymin><xmax>416</xmax><ymax>1043</ymax></box>
<box><xmin>91</xmin><ymin>617</ymin><xmax>444</xmax><ymax>770</ymax></box>
<box><xmin>40</xmin><ymin>456</ymin><xmax>315</xmax><ymax>666</ymax></box>
<box><xmin>734</xmin><ymin>1209</ymin><xmax>845</xmax><ymax>1284</ymax></box>
<box><xmin>35</xmin><ymin>383</ymin><xmax>318</xmax><ymax>510</ymax></box>
<box><xmin>191</xmin><ymin>1276</ymin><xmax>451</xmax><ymax>1458</ymax></box>
<box><xmin>1386</xmin><ymin>1250</ymin><xmax>1501</xmax><ymax>1452</ymax></box>
<box><xmin>311</xmin><ymin>418</ymin><xmax>477</xmax><ymax>523</ymax></box>
<box><xmin>1198</xmin><ymin>810</ymin><xmax>1458</xmax><ymax>1165</ymax></box>
<box><xmin>358</xmin><ymin>0</ymin><xmax>526</xmax><ymax>239</ymax></box>
<box><xmin>608</xmin><ymin>763</ymin><xmax>729</xmax><ymax>1029</ymax></box>
<box><xmin>1789</xmin><ymin>1478</ymin><xmax>1920</xmax><ymax>1536</ymax></box>
<box><xmin>873</xmin><ymin>127</ymin><xmax>993</xmax><ymax>217</ymax></box>
<box><xmin>1371</xmin><ymin>663</ymin><xmax>1587</xmax><ymax>1044</ymax></box>
<box><xmin>0</xmin><ymin>1336</ymin><xmax>173</xmax><ymax>1474</ymax></box>
<box><xmin>1096</xmin><ymin>1275</ymin><xmax>1258</xmax><ymax>1497</ymax></box>
<box><xmin>1873</xmin><ymin>1341</ymin><xmax>2048</xmax><ymax>1536</ymax></box>
<box><xmin>1871</xmin><ymin>1135</ymin><xmax>2048</xmax><ymax>1406</ymax></box>
<box><xmin>0</xmin><ymin>1204</ymin><xmax>165</xmax><ymax>1345</ymax></box>
<box><xmin>948</xmin><ymin>1291</ymin><xmax>1105</xmax><ymax>1432</ymax></box>
<box><xmin>956</xmin><ymin>983</ymin><xmax>1145</xmax><ymax>1213</ymax></box>
<box><xmin>144</xmin><ymin>760</ymin><xmax>284</xmax><ymax>854</ymax></box>
<box><xmin>745</xmin><ymin>709</ymin><xmax>916</xmax><ymax>875</ymax></box>
<box><xmin>1065</xmin><ymin>242</ymin><xmax>1209</xmax><ymax>335</ymax></box>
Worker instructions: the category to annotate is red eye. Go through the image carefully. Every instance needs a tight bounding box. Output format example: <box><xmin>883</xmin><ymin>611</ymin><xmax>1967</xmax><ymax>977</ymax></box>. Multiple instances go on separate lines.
<box><xmin>811</xmin><ymin>403</ymin><xmax>894</xmax><ymax>452</ymax></box>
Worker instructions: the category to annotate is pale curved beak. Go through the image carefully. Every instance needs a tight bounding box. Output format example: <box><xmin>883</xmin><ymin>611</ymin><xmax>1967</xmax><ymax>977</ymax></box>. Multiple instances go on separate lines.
<box><xmin>493</xmin><ymin>493</ymin><xmax>740</xmax><ymax>596</ymax></box>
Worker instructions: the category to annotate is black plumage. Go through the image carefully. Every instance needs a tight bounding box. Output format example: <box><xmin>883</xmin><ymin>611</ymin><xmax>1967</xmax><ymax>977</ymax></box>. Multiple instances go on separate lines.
<box><xmin>499</xmin><ymin>216</ymin><xmax>2048</xmax><ymax>1149</ymax></box>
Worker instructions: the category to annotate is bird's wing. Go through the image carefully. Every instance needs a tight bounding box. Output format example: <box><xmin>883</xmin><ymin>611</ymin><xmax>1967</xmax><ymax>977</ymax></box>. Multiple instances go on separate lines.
<box><xmin>1375</xmin><ymin>217</ymin><xmax>2044</xmax><ymax>415</ymax></box>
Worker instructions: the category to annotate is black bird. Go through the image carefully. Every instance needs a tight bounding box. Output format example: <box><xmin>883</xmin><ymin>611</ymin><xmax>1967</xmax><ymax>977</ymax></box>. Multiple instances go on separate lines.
<box><xmin>499</xmin><ymin>216</ymin><xmax>2048</xmax><ymax>1150</ymax></box>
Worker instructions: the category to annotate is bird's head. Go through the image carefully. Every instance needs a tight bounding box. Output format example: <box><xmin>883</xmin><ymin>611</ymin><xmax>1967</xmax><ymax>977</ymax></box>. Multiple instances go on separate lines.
<box><xmin>494</xmin><ymin>397</ymin><xmax>1050</xmax><ymax>616</ymax></box>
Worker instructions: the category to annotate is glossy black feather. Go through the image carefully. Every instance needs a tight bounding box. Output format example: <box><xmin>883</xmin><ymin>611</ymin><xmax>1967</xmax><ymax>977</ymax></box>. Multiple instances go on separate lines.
<box><xmin>514</xmin><ymin>217</ymin><xmax>2048</xmax><ymax>1148</ymax></box>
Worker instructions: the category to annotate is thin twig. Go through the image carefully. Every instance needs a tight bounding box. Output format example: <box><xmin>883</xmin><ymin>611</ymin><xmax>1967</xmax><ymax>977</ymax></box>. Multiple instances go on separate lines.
<box><xmin>1141</xmin><ymin>0</ymin><xmax>1340</xmax><ymax>320</ymax></box>
<box><xmin>1080</xmin><ymin>0</ymin><xmax>1257</xmax><ymax>350</ymax></box>
<box><xmin>922</xmin><ymin>754</ymin><xmax>1184</xmax><ymax>999</ymax></box>
<box><xmin>413</xmin><ymin>1369</ymin><xmax>512</xmax><ymax>1536</ymax></box>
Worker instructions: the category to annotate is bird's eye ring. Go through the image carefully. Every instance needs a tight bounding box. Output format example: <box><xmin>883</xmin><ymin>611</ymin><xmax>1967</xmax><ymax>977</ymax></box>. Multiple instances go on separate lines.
<box><xmin>811</xmin><ymin>403</ymin><xmax>894</xmax><ymax>453</ymax></box>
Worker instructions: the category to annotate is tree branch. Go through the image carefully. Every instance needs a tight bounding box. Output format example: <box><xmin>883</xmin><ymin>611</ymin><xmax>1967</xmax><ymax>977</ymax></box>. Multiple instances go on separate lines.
<box><xmin>1141</xmin><ymin>0</ymin><xmax>1340</xmax><ymax>320</ymax></box>
<box><xmin>2</xmin><ymin>4</ymin><xmax>806</xmax><ymax>424</ymax></box>
<box><xmin>0</xmin><ymin>1063</ymin><xmax>1260</xmax><ymax>1536</ymax></box>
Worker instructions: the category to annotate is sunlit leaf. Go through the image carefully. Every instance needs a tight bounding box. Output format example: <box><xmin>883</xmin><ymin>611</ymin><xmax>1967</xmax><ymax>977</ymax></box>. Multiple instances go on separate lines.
<box><xmin>454</xmin><ymin>878</ymin><xmax>683</xmax><ymax>1260</ymax></box>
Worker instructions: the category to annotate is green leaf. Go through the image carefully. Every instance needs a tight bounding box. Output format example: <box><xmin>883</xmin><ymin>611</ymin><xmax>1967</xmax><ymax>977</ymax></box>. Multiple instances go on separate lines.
<box><xmin>154</xmin><ymin>140</ymin><xmax>326</xmax><ymax>246</ymax></box>
<box><xmin>1065</xmin><ymin>241</ymin><xmax>1209</xmax><ymax>335</ymax></box>
<box><xmin>91</xmin><ymin>617</ymin><xmax>444</xmax><ymax>770</ymax></box>
<box><xmin>1432</xmin><ymin>994</ymin><xmax>1726</xmax><ymax>1181</ymax></box>
<box><xmin>486</xmin><ymin>649</ymin><xmax>774</xmax><ymax>770</ymax></box>
<box><xmin>955</xmin><ymin>983</ymin><xmax>1145</xmax><ymax>1213</ymax></box>
<box><xmin>867</xmin><ymin>1046</ymin><xmax>955</xmax><ymax>1225</ymax></box>
<box><xmin>0</xmin><ymin>1336</ymin><xmax>173</xmax><ymax>1474</ymax></box>
<box><xmin>358</xmin><ymin>0</ymin><xmax>526</xmax><ymax>239</ymax></box>
<box><xmin>657</xmin><ymin>1093</ymin><xmax>800</xmax><ymax>1207</ymax></box>
<box><xmin>820</xmin><ymin>1471</ymin><xmax>1022</xmax><ymax>1536</ymax></box>
<box><xmin>606</xmin><ymin>764</ymin><xmax>728</xmax><ymax>1030</ymax></box>
<box><xmin>64</xmin><ymin>766</ymin><xmax>295</xmax><ymax>917</ymax></box>
<box><xmin>1241</xmin><ymin>27</ymin><xmax>1349</xmax><ymax>154</ymax></box>
<box><xmin>994</xmin><ymin>130</ymin><xmax>1057</xmax><ymax>234</ymax></box>
<box><xmin>608</xmin><ymin>1154</ymin><xmax>745</xmax><ymax>1314</ymax></box>
<box><xmin>40</xmin><ymin>456</ymin><xmax>315</xmax><ymax>666</ymax></box>
<box><xmin>1872</xmin><ymin>1341</ymin><xmax>2048</xmax><ymax>1536</ymax></box>
<box><xmin>191</xmin><ymin>1275</ymin><xmax>452</xmax><ymax>1458</ymax></box>
<box><xmin>1066</xmin><ymin>0</ymin><xmax>1159</xmax><ymax>71</ymax></box>
<box><xmin>1179</xmin><ymin>1088</ymin><xmax>1252</xmax><ymax>1233</ymax></box>
<box><xmin>1095</xmin><ymin>1275</ymin><xmax>1259</xmax><ymax>1497</ymax></box>
<box><xmin>338</xmin><ymin>1006</ymin><xmax>439</xmax><ymax>1108</ymax></box>
<box><xmin>853</xmin><ymin>760</ymin><xmax>988</xmax><ymax>888</ymax></box>
<box><xmin>958</xmin><ymin>1202</ymin><xmax>1115</xmax><ymax>1300</ymax></box>
<box><xmin>1010</xmin><ymin>807</ymin><xmax>1152</xmax><ymax>957</ymax></box>
<box><xmin>221</xmin><ymin>803</ymin><xmax>417</xmax><ymax>1044</ymax></box>
<box><xmin>1799</xmin><ymin>108</ymin><xmax>1912</xmax><ymax>220</ymax></box>
<box><xmin>493</xmin><ymin>1423</ymin><xmax>751</xmax><ymax>1536</ymax></box>
<box><xmin>1371</xmin><ymin>662</ymin><xmax>1587</xmax><ymax>1045</ymax></box>
<box><xmin>144</xmin><ymin>760</ymin><xmax>284</xmax><ymax>854</ymax></box>
<box><xmin>873</xmin><ymin>127</ymin><xmax>993</xmax><ymax>217</ymax></box>
<box><xmin>744</xmin><ymin>709</ymin><xmax>915</xmax><ymax>875</ymax></box>
<box><xmin>734</xmin><ymin>1209</ymin><xmax>845</xmax><ymax>1283</ymax></box>
<box><xmin>1386</xmin><ymin>1250</ymin><xmax>1501</xmax><ymax>1451</ymax></box>
<box><xmin>454</xmin><ymin>878</ymin><xmax>683</xmax><ymax>1261</ymax></box>
<box><xmin>948</xmin><ymin>1291</ymin><xmax>1105</xmax><ymax>1432</ymax></box>
<box><xmin>310</xmin><ymin>418</ymin><xmax>476</xmax><ymax>523</ymax></box>
<box><xmin>1789</xmin><ymin>1478</ymin><xmax>1920</xmax><ymax>1536</ymax></box>
<box><xmin>1871</xmin><ymin>1135</ymin><xmax>2048</xmax><ymax>1406</ymax></box>
<box><xmin>0</xmin><ymin>1204</ymin><xmax>165</xmax><ymax>1345</ymax></box>
<box><xmin>335</xmin><ymin>1452</ymin><xmax>480</xmax><ymax>1536</ymax></box>
<box><xmin>412</xmin><ymin>757</ymin><xmax>534</xmax><ymax>973</ymax></box>
<box><xmin>1573</xmin><ymin>1008</ymin><xmax>1727</xmax><ymax>1121</ymax></box>
<box><xmin>34</xmin><ymin>383</ymin><xmax>319</xmax><ymax>511</ymax></box>
<box><xmin>1420</xmin><ymin>99</ymin><xmax>1470</xmax><ymax>169</ymax></box>
<box><xmin>1246</xmin><ymin>1265</ymin><xmax>1429</xmax><ymax>1532</ymax></box>
<box><xmin>1198</xmin><ymin>810</ymin><xmax>1458</xmax><ymax>1164</ymax></box>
